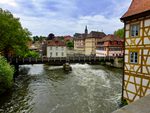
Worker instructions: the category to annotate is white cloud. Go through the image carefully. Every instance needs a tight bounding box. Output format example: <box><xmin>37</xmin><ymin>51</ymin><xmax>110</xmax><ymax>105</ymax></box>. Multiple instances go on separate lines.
<box><xmin>1</xmin><ymin>0</ymin><xmax>128</xmax><ymax>36</ymax></box>
<box><xmin>0</xmin><ymin>0</ymin><xmax>18</xmax><ymax>7</ymax></box>
<box><xmin>15</xmin><ymin>13</ymin><xmax>123</xmax><ymax>36</ymax></box>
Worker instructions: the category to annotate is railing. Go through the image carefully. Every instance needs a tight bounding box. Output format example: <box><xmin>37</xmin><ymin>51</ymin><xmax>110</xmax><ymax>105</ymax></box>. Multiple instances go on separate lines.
<box><xmin>8</xmin><ymin>56</ymin><xmax>122</xmax><ymax>65</ymax></box>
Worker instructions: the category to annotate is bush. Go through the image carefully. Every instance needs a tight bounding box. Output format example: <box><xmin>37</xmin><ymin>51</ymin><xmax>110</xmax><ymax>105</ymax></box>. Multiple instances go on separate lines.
<box><xmin>0</xmin><ymin>56</ymin><xmax>14</xmax><ymax>94</ymax></box>
<box><xmin>24</xmin><ymin>51</ymin><xmax>39</xmax><ymax>58</ymax></box>
<box><xmin>66</xmin><ymin>41</ymin><xmax>74</xmax><ymax>48</ymax></box>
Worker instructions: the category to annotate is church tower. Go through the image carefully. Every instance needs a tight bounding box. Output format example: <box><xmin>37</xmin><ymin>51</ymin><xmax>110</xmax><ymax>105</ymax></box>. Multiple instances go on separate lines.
<box><xmin>85</xmin><ymin>25</ymin><xmax>88</xmax><ymax>35</ymax></box>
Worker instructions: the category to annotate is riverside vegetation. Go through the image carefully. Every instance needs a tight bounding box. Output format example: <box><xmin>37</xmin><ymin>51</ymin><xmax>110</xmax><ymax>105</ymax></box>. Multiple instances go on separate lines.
<box><xmin>0</xmin><ymin>8</ymin><xmax>39</xmax><ymax>94</ymax></box>
<box><xmin>0</xmin><ymin>56</ymin><xmax>14</xmax><ymax>94</ymax></box>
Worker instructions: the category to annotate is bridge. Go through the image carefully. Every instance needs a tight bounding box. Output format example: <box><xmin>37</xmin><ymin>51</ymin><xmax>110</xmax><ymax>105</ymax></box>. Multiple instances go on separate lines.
<box><xmin>8</xmin><ymin>56</ymin><xmax>121</xmax><ymax>65</ymax></box>
<box><xmin>8</xmin><ymin>56</ymin><xmax>122</xmax><ymax>77</ymax></box>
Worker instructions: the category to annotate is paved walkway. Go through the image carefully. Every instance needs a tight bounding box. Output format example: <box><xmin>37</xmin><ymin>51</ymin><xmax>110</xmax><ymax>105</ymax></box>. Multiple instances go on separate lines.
<box><xmin>112</xmin><ymin>95</ymin><xmax>150</xmax><ymax>113</ymax></box>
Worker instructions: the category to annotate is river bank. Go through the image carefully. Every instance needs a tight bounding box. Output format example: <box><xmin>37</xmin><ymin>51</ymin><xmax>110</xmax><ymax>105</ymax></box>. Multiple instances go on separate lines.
<box><xmin>0</xmin><ymin>56</ymin><xmax>14</xmax><ymax>95</ymax></box>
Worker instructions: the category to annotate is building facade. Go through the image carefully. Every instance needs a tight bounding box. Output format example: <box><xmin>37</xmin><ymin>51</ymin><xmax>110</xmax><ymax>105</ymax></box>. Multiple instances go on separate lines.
<box><xmin>73</xmin><ymin>26</ymin><xmax>87</xmax><ymax>54</ymax></box>
<box><xmin>74</xmin><ymin>27</ymin><xmax>106</xmax><ymax>55</ymax></box>
<box><xmin>85</xmin><ymin>31</ymin><xmax>106</xmax><ymax>56</ymax></box>
<box><xmin>96</xmin><ymin>35</ymin><xmax>124</xmax><ymax>57</ymax></box>
<box><xmin>74</xmin><ymin>37</ymin><xmax>85</xmax><ymax>54</ymax></box>
<box><xmin>46</xmin><ymin>40</ymin><xmax>66</xmax><ymax>57</ymax></box>
<box><xmin>121</xmin><ymin>0</ymin><xmax>150</xmax><ymax>103</ymax></box>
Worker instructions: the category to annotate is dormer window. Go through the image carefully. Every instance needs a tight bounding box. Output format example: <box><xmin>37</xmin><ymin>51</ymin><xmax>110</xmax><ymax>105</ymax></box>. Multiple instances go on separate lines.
<box><xmin>130</xmin><ymin>24</ymin><xmax>139</xmax><ymax>37</ymax></box>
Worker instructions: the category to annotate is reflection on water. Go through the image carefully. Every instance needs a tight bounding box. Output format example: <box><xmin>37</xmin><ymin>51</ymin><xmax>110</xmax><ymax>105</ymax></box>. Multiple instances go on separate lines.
<box><xmin>0</xmin><ymin>64</ymin><xmax>122</xmax><ymax>113</ymax></box>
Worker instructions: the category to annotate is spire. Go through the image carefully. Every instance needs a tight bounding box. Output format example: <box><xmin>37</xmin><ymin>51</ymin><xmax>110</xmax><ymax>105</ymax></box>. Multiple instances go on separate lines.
<box><xmin>85</xmin><ymin>25</ymin><xmax>88</xmax><ymax>35</ymax></box>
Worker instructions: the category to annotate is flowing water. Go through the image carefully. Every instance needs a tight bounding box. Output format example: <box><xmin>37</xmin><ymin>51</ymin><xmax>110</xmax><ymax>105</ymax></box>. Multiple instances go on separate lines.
<box><xmin>0</xmin><ymin>64</ymin><xmax>122</xmax><ymax>113</ymax></box>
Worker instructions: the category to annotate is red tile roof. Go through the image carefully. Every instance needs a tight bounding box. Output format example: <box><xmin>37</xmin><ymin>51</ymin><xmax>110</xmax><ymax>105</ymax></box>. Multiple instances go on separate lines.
<box><xmin>98</xmin><ymin>35</ymin><xmax>123</xmax><ymax>42</ymax></box>
<box><xmin>121</xmin><ymin>0</ymin><xmax>150</xmax><ymax>20</ymax></box>
<box><xmin>47</xmin><ymin>40</ymin><xmax>65</xmax><ymax>46</ymax></box>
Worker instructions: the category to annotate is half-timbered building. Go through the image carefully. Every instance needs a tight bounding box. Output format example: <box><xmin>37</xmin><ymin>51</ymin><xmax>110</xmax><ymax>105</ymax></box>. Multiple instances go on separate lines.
<box><xmin>121</xmin><ymin>0</ymin><xmax>150</xmax><ymax>103</ymax></box>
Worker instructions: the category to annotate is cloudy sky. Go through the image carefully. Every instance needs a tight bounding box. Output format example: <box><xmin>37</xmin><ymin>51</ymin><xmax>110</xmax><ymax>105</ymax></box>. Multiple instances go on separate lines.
<box><xmin>0</xmin><ymin>0</ymin><xmax>131</xmax><ymax>36</ymax></box>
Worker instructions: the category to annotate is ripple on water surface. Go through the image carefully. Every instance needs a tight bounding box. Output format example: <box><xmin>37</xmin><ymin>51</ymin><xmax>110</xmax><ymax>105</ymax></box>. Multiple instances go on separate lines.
<box><xmin>0</xmin><ymin>64</ymin><xmax>122</xmax><ymax>113</ymax></box>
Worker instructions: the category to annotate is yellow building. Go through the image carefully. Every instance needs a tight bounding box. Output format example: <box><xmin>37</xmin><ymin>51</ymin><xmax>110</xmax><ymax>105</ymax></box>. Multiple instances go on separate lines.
<box><xmin>121</xmin><ymin>0</ymin><xmax>150</xmax><ymax>103</ymax></box>
<box><xmin>85</xmin><ymin>31</ymin><xmax>106</xmax><ymax>55</ymax></box>
<box><xmin>74</xmin><ymin>37</ymin><xmax>85</xmax><ymax>54</ymax></box>
<box><xmin>74</xmin><ymin>27</ymin><xmax>106</xmax><ymax>55</ymax></box>
<box><xmin>73</xmin><ymin>27</ymin><xmax>87</xmax><ymax>54</ymax></box>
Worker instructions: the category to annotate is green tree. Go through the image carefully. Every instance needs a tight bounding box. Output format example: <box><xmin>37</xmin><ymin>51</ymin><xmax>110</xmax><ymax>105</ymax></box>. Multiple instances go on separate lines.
<box><xmin>114</xmin><ymin>28</ymin><xmax>124</xmax><ymax>38</ymax></box>
<box><xmin>47</xmin><ymin>33</ymin><xmax>55</xmax><ymax>40</ymax></box>
<box><xmin>24</xmin><ymin>51</ymin><xmax>39</xmax><ymax>58</ymax></box>
<box><xmin>0</xmin><ymin>56</ymin><xmax>14</xmax><ymax>94</ymax></box>
<box><xmin>0</xmin><ymin>8</ymin><xmax>31</xmax><ymax>58</ymax></box>
<box><xmin>66</xmin><ymin>41</ymin><xmax>74</xmax><ymax>48</ymax></box>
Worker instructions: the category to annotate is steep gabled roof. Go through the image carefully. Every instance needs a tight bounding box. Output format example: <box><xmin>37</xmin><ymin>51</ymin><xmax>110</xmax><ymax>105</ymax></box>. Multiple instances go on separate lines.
<box><xmin>121</xmin><ymin>0</ymin><xmax>150</xmax><ymax>21</ymax></box>
<box><xmin>47</xmin><ymin>40</ymin><xmax>65</xmax><ymax>46</ymax></box>
<box><xmin>87</xmin><ymin>31</ymin><xmax>106</xmax><ymax>38</ymax></box>
<box><xmin>98</xmin><ymin>35</ymin><xmax>123</xmax><ymax>42</ymax></box>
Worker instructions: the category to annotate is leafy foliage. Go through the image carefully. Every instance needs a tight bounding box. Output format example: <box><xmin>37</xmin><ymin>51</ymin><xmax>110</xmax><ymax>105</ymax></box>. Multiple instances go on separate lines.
<box><xmin>0</xmin><ymin>8</ymin><xmax>31</xmax><ymax>58</ymax></box>
<box><xmin>114</xmin><ymin>28</ymin><xmax>124</xmax><ymax>38</ymax></box>
<box><xmin>66</xmin><ymin>41</ymin><xmax>74</xmax><ymax>48</ymax></box>
<box><xmin>47</xmin><ymin>33</ymin><xmax>55</xmax><ymax>40</ymax></box>
<box><xmin>24</xmin><ymin>51</ymin><xmax>39</xmax><ymax>58</ymax></box>
<box><xmin>32</xmin><ymin>36</ymin><xmax>46</xmax><ymax>42</ymax></box>
<box><xmin>0</xmin><ymin>56</ymin><xmax>14</xmax><ymax>94</ymax></box>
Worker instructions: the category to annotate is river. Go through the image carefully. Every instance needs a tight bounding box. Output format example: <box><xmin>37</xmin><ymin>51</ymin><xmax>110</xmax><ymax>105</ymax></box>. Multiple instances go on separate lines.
<box><xmin>0</xmin><ymin>64</ymin><xmax>122</xmax><ymax>113</ymax></box>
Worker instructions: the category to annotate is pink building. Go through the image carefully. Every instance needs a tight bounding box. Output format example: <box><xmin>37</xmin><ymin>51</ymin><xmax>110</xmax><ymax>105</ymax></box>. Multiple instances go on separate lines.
<box><xmin>96</xmin><ymin>35</ymin><xmax>124</xmax><ymax>57</ymax></box>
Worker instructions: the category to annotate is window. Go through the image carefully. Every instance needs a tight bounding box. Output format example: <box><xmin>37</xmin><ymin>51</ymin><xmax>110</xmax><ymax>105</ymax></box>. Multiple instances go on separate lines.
<box><xmin>56</xmin><ymin>52</ymin><xmax>58</xmax><ymax>56</ymax></box>
<box><xmin>56</xmin><ymin>47</ymin><xmax>58</xmax><ymax>50</ymax></box>
<box><xmin>131</xmin><ymin>24</ymin><xmax>139</xmax><ymax>37</ymax></box>
<box><xmin>50</xmin><ymin>47</ymin><xmax>52</xmax><ymax>50</ymax></box>
<box><xmin>130</xmin><ymin>52</ymin><xmax>138</xmax><ymax>63</ymax></box>
<box><xmin>50</xmin><ymin>52</ymin><xmax>52</xmax><ymax>57</ymax></box>
<box><xmin>62</xmin><ymin>52</ymin><xmax>64</xmax><ymax>56</ymax></box>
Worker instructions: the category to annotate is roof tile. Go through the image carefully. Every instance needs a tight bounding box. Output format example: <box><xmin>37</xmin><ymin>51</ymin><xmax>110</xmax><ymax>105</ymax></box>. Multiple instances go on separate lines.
<box><xmin>121</xmin><ymin>0</ymin><xmax>150</xmax><ymax>19</ymax></box>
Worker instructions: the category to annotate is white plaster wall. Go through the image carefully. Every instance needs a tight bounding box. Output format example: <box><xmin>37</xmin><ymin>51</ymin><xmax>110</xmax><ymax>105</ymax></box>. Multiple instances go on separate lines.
<box><xmin>143</xmin><ymin>49</ymin><xmax>149</xmax><ymax>55</ymax></box>
<box><xmin>134</xmin><ymin>65</ymin><xmax>140</xmax><ymax>72</ymax></box>
<box><xmin>147</xmin><ymin>57</ymin><xmax>150</xmax><ymax>65</ymax></box>
<box><xmin>128</xmin><ymin>92</ymin><xmax>135</xmax><ymax>100</ymax></box>
<box><xmin>135</xmin><ymin>77</ymin><xmax>141</xmax><ymax>85</ymax></box>
<box><xmin>96</xmin><ymin>50</ymin><xmax>107</xmax><ymax>57</ymax></box>
<box><xmin>126</xmin><ymin>31</ymin><xmax>129</xmax><ymax>38</ymax></box>
<box><xmin>143</xmin><ymin>66</ymin><xmax>148</xmax><ymax>73</ymax></box>
<box><xmin>135</xmin><ymin>38</ymin><xmax>141</xmax><ymax>44</ymax></box>
<box><xmin>109</xmin><ymin>51</ymin><xmax>123</xmax><ymax>56</ymax></box>
<box><xmin>125</xmin><ymin>50</ymin><xmax>129</xmax><ymax>54</ymax></box>
<box><xmin>128</xmin><ymin>83</ymin><xmax>136</xmax><ymax>92</ymax></box>
<box><xmin>140</xmin><ymin>20</ymin><xmax>143</xmax><ymax>27</ymax></box>
<box><xmin>126</xmin><ymin>64</ymin><xmax>130</xmax><ymax>71</ymax></box>
<box><xmin>142</xmin><ymin>79</ymin><xmax>149</xmax><ymax>86</ymax></box>
<box><xmin>126</xmin><ymin>39</ymin><xmax>131</xmax><ymax>45</ymax></box>
<box><xmin>140</xmin><ymin>29</ymin><xmax>143</xmax><ymax>36</ymax></box>
<box><xmin>126</xmin><ymin>24</ymin><xmax>130</xmax><ymax>30</ymax></box>
<box><xmin>123</xmin><ymin>90</ymin><xmax>127</xmax><ymax>98</ymax></box>
<box><xmin>134</xmin><ymin>95</ymin><xmax>140</xmax><ymax>101</ymax></box>
<box><xmin>144</xmin><ymin>19</ymin><xmax>150</xmax><ymax>27</ymax></box>
<box><xmin>145</xmin><ymin>89</ymin><xmax>150</xmax><ymax>96</ymax></box>
<box><xmin>47</xmin><ymin>46</ymin><xmax>67</xmax><ymax>57</ymax></box>
<box><xmin>129</xmin><ymin>76</ymin><xmax>134</xmax><ymax>83</ymax></box>
<box><xmin>124</xmin><ymin>74</ymin><xmax>129</xmax><ymax>81</ymax></box>
<box><xmin>144</xmin><ymin>37</ymin><xmax>150</xmax><ymax>45</ymax></box>
<box><xmin>125</xmin><ymin>55</ymin><xmax>128</xmax><ymax>63</ymax></box>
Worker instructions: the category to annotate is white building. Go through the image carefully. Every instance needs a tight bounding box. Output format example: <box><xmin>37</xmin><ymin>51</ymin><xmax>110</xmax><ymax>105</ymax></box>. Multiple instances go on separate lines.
<box><xmin>46</xmin><ymin>40</ymin><xmax>67</xmax><ymax>57</ymax></box>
